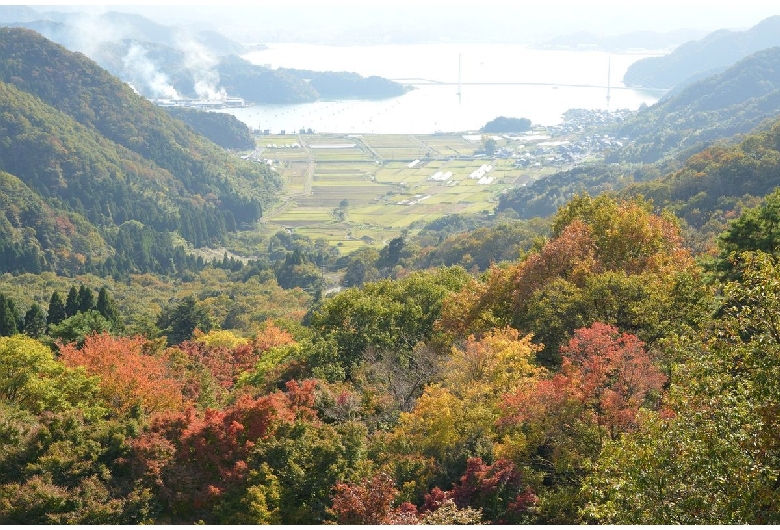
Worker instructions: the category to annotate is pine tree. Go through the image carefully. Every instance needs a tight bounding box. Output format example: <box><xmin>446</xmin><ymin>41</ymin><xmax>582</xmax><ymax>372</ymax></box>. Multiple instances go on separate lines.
<box><xmin>23</xmin><ymin>303</ymin><xmax>48</xmax><ymax>338</ymax></box>
<box><xmin>65</xmin><ymin>286</ymin><xmax>79</xmax><ymax>317</ymax></box>
<box><xmin>47</xmin><ymin>291</ymin><xmax>67</xmax><ymax>327</ymax></box>
<box><xmin>96</xmin><ymin>287</ymin><xmax>121</xmax><ymax>328</ymax></box>
<box><xmin>156</xmin><ymin>296</ymin><xmax>212</xmax><ymax>346</ymax></box>
<box><xmin>77</xmin><ymin>285</ymin><xmax>95</xmax><ymax>313</ymax></box>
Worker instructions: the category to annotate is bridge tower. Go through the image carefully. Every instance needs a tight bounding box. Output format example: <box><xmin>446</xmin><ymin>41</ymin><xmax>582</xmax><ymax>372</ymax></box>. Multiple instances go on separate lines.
<box><xmin>606</xmin><ymin>56</ymin><xmax>612</xmax><ymax>109</ymax></box>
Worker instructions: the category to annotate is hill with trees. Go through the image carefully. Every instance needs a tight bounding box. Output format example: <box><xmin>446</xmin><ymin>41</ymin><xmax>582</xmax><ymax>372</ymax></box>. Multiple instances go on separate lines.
<box><xmin>280</xmin><ymin>68</ymin><xmax>408</xmax><ymax>100</ymax></box>
<box><xmin>0</xmin><ymin>27</ymin><xmax>280</xmax><ymax>275</ymax></box>
<box><xmin>618</xmin><ymin>116</ymin><xmax>780</xmax><ymax>251</ymax></box>
<box><xmin>612</xmin><ymin>45</ymin><xmax>780</xmax><ymax>163</ymax></box>
<box><xmin>162</xmin><ymin>107</ymin><xmax>256</xmax><ymax>149</ymax></box>
<box><xmin>623</xmin><ymin>15</ymin><xmax>780</xmax><ymax>89</ymax></box>
<box><xmin>481</xmin><ymin>116</ymin><xmax>532</xmax><ymax>133</ymax></box>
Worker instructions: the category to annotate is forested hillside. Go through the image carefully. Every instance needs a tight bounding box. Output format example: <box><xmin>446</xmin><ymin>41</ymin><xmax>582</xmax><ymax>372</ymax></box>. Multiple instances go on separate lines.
<box><xmin>0</xmin><ymin>27</ymin><xmax>280</xmax><ymax>275</ymax></box>
<box><xmin>623</xmin><ymin>15</ymin><xmax>780</xmax><ymax>89</ymax></box>
<box><xmin>2</xmin><ymin>189</ymin><xmax>780</xmax><ymax>523</ymax></box>
<box><xmin>613</xmin><ymin>46</ymin><xmax>780</xmax><ymax>163</ymax></box>
<box><xmin>163</xmin><ymin>107</ymin><xmax>256</xmax><ymax>150</ymax></box>
<box><xmin>617</xmin><ymin>117</ymin><xmax>780</xmax><ymax>250</ymax></box>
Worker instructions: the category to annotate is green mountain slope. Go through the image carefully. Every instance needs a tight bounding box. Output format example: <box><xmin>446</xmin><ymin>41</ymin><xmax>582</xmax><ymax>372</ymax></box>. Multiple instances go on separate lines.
<box><xmin>0</xmin><ymin>28</ymin><xmax>279</xmax><ymax>203</ymax></box>
<box><xmin>162</xmin><ymin>107</ymin><xmax>256</xmax><ymax>150</ymax></box>
<box><xmin>619</xmin><ymin>117</ymin><xmax>780</xmax><ymax>247</ymax></box>
<box><xmin>0</xmin><ymin>27</ymin><xmax>281</xmax><ymax>275</ymax></box>
<box><xmin>624</xmin><ymin>15</ymin><xmax>780</xmax><ymax>89</ymax></box>
<box><xmin>613</xmin><ymin>46</ymin><xmax>780</xmax><ymax>163</ymax></box>
<box><xmin>0</xmin><ymin>169</ymin><xmax>109</xmax><ymax>275</ymax></box>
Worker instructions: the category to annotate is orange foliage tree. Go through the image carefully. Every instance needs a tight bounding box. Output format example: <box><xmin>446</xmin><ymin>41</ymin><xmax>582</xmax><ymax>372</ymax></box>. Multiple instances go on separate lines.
<box><xmin>438</xmin><ymin>195</ymin><xmax>694</xmax><ymax>356</ymax></box>
<box><xmin>59</xmin><ymin>332</ymin><xmax>186</xmax><ymax>415</ymax></box>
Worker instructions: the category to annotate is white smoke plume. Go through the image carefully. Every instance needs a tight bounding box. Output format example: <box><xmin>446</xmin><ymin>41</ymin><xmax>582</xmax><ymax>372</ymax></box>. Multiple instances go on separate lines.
<box><xmin>28</xmin><ymin>8</ymin><xmax>230</xmax><ymax>102</ymax></box>
<box><xmin>123</xmin><ymin>43</ymin><xmax>182</xmax><ymax>100</ymax></box>
<box><xmin>177</xmin><ymin>30</ymin><xmax>227</xmax><ymax>101</ymax></box>
<box><xmin>58</xmin><ymin>11</ymin><xmax>127</xmax><ymax>58</ymax></box>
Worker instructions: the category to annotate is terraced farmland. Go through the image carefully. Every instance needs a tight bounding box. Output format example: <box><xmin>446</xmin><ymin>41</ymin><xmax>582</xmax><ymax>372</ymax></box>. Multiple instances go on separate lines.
<box><xmin>256</xmin><ymin>132</ymin><xmax>556</xmax><ymax>251</ymax></box>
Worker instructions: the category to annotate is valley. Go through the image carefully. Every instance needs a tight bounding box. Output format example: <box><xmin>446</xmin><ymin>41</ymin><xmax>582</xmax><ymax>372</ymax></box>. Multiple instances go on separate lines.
<box><xmin>251</xmin><ymin>117</ymin><xmax>616</xmax><ymax>253</ymax></box>
<box><xmin>3</xmin><ymin>6</ymin><xmax>780</xmax><ymax>525</ymax></box>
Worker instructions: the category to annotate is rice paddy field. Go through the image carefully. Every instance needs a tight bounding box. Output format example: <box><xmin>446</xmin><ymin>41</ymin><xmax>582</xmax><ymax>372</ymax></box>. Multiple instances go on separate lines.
<box><xmin>256</xmin><ymin>132</ymin><xmax>558</xmax><ymax>252</ymax></box>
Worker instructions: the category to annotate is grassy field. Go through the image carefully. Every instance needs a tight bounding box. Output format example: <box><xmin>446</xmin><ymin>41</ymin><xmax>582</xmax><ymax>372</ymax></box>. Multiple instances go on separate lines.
<box><xmin>256</xmin><ymin>132</ymin><xmax>557</xmax><ymax>252</ymax></box>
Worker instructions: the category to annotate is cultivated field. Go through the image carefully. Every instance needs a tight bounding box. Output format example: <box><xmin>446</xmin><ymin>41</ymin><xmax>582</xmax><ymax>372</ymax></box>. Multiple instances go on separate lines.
<box><xmin>256</xmin><ymin>132</ymin><xmax>560</xmax><ymax>252</ymax></box>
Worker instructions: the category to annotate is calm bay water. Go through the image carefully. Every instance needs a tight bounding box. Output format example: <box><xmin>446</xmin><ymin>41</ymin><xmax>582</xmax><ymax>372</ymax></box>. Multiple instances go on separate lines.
<box><xmin>216</xmin><ymin>43</ymin><xmax>664</xmax><ymax>134</ymax></box>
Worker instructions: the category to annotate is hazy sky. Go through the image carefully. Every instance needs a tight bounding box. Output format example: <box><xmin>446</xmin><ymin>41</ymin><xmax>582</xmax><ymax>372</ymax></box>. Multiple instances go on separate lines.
<box><xmin>30</xmin><ymin>2</ymin><xmax>780</xmax><ymax>44</ymax></box>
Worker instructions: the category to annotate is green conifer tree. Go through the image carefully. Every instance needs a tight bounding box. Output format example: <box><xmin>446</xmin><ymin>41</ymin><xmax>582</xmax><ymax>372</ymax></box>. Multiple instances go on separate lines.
<box><xmin>23</xmin><ymin>303</ymin><xmax>47</xmax><ymax>338</ymax></box>
<box><xmin>96</xmin><ymin>287</ymin><xmax>121</xmax><ymax>328</ymax></box>
<box><xmin>77</xmin><ymin>285</ymin><xmax>95</xmax><ymax>313</ymax></box>
<box><xmin>47</xmin><ymin>291</ymin><xmax>67</xmax><ymax>327</ymax></box>
<box><xmin>65</xmin><ymin>286</ymin><xmax>79</xmax><ymax>317</ymax></box>
<box><xmin>0</xmin><ymin>295</ymin><xmax>20</xmax><ymax>336</ymax></box>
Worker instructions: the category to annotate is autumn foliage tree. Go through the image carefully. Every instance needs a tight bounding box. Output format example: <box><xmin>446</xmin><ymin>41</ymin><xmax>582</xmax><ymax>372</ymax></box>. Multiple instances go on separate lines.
<box><xmin>329</xmin><ymin>472</ymin><xmax>418</xmax><ymax>524</ymax></box>
<box><xmin>59</xmin><ymin>333</ymin><xmax>186</xmax><ymax>416</ymax></box>
<box><xmin>451</xmin><ymin>457</ymin><xmax>537</xmax><ymax>524</ymax></box>
<box><xmin>174</xmin><ymin>325</ymin><xmax>295</xmax><ymax>392</ymax></box>
<box><xmin>374</xmin><ymin>328</ymin><xmax>542</xmax><ymax>499</ymax></box>
<box><xmin>126</xmin><ymin>380</ymin><xmax>339</xmax><ymax>523</ymax></box>
<box><xmin>438</xmin><ymin>194</ymin><xmax>696</xmax><ymax>365</ymax></box>
<box><xmin>498</xmin><ymin>322</ymin><xmax>666</xmax><ymax>521</ymax></box>
<box><xmin>559</xmin><ymin>322</ymin><xmax>666</xmax><ymax>438</ymax></box>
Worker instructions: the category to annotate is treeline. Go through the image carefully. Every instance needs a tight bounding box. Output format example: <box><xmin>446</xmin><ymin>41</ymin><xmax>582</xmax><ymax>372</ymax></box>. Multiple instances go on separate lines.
<box><xmin>335</xmin><ymin>216</ymin><xmax>550</xmax><ymax>288</ymax></box>
<box><xmin>0</xmin><ymin>284</ymin><xmax>120</xmax><ymax>340</ymax></box>
<box><xmin>495</xmin><ymin>162</ymin><xmax>650</xmax><ymax>219</ymax></box>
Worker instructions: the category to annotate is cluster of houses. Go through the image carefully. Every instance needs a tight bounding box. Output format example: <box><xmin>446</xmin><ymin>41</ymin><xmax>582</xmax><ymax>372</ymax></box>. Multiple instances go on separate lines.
<box><xmin>509</xmin><ymin>109</ymin><xmax>632</xmax><ymax>169</ymax></box>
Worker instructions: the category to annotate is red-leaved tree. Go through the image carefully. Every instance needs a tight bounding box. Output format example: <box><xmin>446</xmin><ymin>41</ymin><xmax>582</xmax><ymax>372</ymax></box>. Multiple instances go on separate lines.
<box><xmin>559</xmin><ymin>322</ymin><xmax>666</xmax><ymax>437</ymax></box>
<box><xmin>330</xmin><ymin>472</ymin><xmax>418</xmax><ymax>525</ymax></box>
<box><xmin>128</xmin><ymin>379</ymin><xmax>318</xmax><ymax>522</ymax></box>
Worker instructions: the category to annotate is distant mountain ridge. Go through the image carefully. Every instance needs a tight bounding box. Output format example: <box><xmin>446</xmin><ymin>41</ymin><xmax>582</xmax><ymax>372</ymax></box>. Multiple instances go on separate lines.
<box><xmin>0</xmin><ymin>7</ymin><xmax>408</xmax><ymax>104</ymax></box>
<box><xmin>538</xmin><ymin>28</ymin><xmax>707</xmax><ymax>52</ymax></box>
<box><xmin>0</xmin><ymin>8</ymin><xmax>245</xmax><ymax>56</ymax></box>
<box><xmin>623</xmin><ymin>15</ymin><xmax>780</xmax><ymax>89</ymax></box>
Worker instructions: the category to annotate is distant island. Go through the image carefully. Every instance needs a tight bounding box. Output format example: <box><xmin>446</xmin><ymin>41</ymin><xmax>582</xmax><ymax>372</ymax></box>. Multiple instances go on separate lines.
<box><xmin>481</xmin><ymin>116</ymin><xmax>532</xmax><ymax>133</ymax></box>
